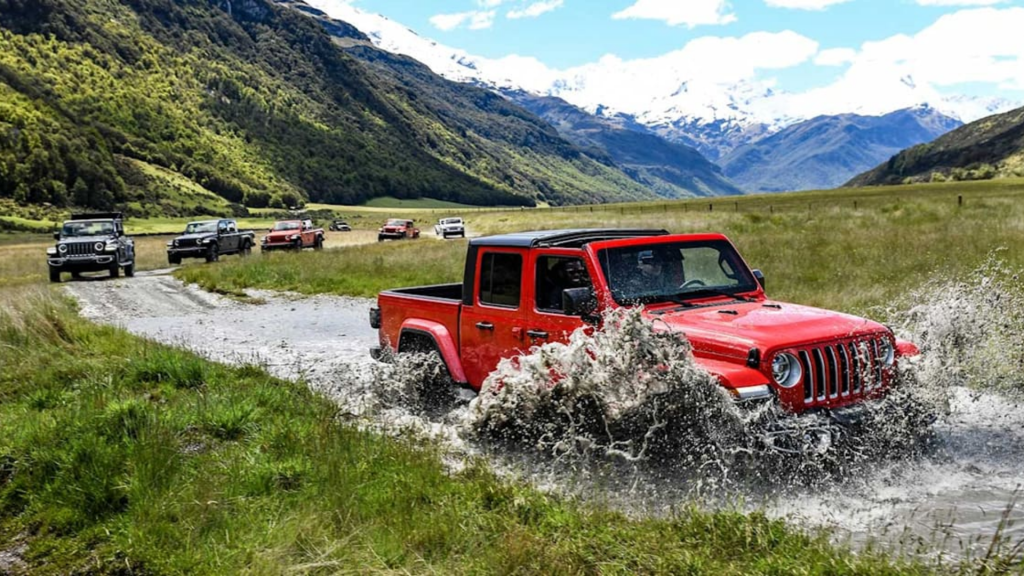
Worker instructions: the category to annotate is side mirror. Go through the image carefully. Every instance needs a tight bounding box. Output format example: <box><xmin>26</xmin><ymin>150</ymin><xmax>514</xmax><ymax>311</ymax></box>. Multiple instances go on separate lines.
<box><xmin>563</xmin><ymin>287</ymin><xmax>598</xmax><ymax>318</ymax></box>
<box><xmin>752</xmin><ymin>269</ymin><xmax>765</xmax><ymax>291</ymax></box>
<box><xmin>53</xmin><ymin>232</ymin><xmax>60</xmax><ymax>240</ymax></box>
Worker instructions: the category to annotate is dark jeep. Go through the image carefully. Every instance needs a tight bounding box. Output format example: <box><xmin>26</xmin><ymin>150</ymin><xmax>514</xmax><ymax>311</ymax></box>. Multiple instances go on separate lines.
<box><xmin>167</xmin><ymin>219</ymin><xmax>256</xmax><ymax>264</ymax></box>
<box><xmin>47</xmin><ymin>212</ymin><xmax>135</xmax><ymax>283</ymax></box>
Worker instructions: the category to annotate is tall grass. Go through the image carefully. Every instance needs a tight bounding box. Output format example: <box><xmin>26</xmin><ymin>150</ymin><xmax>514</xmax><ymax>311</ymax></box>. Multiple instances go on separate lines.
<box><xmin>175</xmin><ymin>181</ymin><xmax>1024</xmax><ymax>316</ymax></box>
<box><xmin>0</xmin><ymin>291</ymin><xmax>947</xmax><ymax>573</ymax></box>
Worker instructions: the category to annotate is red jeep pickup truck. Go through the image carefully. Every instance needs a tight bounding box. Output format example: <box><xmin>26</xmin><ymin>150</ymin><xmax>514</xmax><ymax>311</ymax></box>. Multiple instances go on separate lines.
<box><xmin>261</xmin><ymin>219</ymin><xmax>325</xmax><ymax>252</ymax></box>
<box><xmin>370</xmin><ymin>229</ymin><xmax>918</xmax><ymax>423</ymax></box>
<box><xmin>378</xmin><ymin>219</ymin><xmax>420</xmax><ymax>242</ymax></box>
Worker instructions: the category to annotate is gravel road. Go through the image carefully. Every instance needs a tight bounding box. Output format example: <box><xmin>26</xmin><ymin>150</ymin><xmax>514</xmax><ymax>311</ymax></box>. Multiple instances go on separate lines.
<box><xmin>64</xmin><ymin>270</ymin><xmax>378</xmax><ymax>387</ymax></box>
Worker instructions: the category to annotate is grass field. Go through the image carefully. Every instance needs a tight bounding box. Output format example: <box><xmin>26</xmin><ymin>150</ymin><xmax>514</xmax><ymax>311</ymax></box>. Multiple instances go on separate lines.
<box><xmin>3</xmin><ymin>181</ymin><xmax>1024</xmax><ymax>571</ymax></box>
<box><xmin>173</xmin><ymin>179</ymin><xmax>1024</xmax><ymax>316</ymax></box>
<box><xmin>0</xmin><ymin>289</ymin><xmax>952</xmax><ymax>574</ymax></box>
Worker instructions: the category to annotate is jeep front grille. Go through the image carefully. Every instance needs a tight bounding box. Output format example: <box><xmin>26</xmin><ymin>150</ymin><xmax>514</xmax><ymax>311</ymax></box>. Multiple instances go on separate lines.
<box><xmin>177</xmin><ymin>238</ymin><xmax>198</xmax><ymax>248</ymax></box>
<box><xmin>66</xmin><ymin>241</ymin><xmax>100</xmax><ymax>258</ymax></box>
<box><xmin>797</xmin><ymin>336</ymin><xmax>888</xmax><ymax>406</ymax></box>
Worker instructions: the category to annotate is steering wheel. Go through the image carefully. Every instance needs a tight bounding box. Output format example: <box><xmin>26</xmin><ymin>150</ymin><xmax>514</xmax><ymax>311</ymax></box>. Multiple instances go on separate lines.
<box><xmin>679</xmin><ymin>279</ymin><xmax>707</xmax><ymax>290</ymax></box>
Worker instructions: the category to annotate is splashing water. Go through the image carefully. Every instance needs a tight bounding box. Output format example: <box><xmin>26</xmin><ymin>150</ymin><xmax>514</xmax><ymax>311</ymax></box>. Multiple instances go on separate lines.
<box><xmin>464</xmin><ymin>309</ymin><xmax>748</xmax><ymax>471</ymax></box>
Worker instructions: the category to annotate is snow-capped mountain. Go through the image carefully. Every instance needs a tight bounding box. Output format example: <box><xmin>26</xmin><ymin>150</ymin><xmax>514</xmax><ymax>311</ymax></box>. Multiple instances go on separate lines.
<box><xmin>304</xmin><ymin>0</ymin><xmax>1017</xmax><ymax>159</ymax></box>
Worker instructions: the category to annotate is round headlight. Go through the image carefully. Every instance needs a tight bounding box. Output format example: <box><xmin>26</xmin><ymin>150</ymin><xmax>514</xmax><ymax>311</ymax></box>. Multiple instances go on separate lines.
<box><xmin>879</xmin><ymin>338</ymin><xmax>895</xmax><ymax>366</ymax></box>
<box><xmin>771</xmin><ymin>352</ymin><xmax>803</xmax><ymax>388</ymax></box>
<box><xmin>58</xmin><ymin>244</ymin><xmax>68</xmax><ymax>254</ymax></box>
<box><xmin>94</xmin><ymin>242</ymin><xmax>104</xmax><ymax>252</ymax></box>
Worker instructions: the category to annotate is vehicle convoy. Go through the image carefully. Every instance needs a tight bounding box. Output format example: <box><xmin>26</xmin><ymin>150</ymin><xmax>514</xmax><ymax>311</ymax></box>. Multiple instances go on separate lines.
<box><xmin>47</xmin><ymin>212</ymin><xmax>135</xmax><ymax>282</ymax></box>
<box><xmin>167</xmin><ymin>219</ymin><xmax>256</xmax><ymax>264</ymax></box>
<box><xmin>434</xmin><ymin>217</ymin><xmax>466</xmax><ymax>239</ymax></box>
<box><xmin>261</xmin><ymin>219</ymin><xmax>325</xmax><ymax>252</ymax></box>
<box><xmin>370</xmin><ymin>229</ymin><xmax>920</xmax><ymax>444</ymax></box>
<box><xmin>378</xmin><ymin>219</ymin><xmax>419</xmax><ymax>242</ymax></box>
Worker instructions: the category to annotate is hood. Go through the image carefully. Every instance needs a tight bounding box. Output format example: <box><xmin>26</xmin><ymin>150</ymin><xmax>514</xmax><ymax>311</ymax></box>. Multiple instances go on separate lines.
<box><xmin>58</xmin><ymin>235</ymin><xmax>115</xmax><ymax>244</ymax></box>
<box><xmin>647</xmin><ymin>299</ymin><xmax>887</xmax><ymax>361</ymax></box>
<box><xmin>175</xmin><ymin>232</ymin><xmax>216</xmax><ymax>241</ymax></box>
<box><xmin>265</xmin><ymin>230</ymin><xmax>301</xmax><ymax>240</ymax></box>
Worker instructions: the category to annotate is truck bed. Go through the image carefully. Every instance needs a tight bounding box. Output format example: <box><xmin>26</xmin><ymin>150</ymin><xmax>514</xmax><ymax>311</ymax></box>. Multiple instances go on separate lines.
<box><xmin>377</xmin><ymin>283</ymin><xmax>463</xmax><ymax>355</ymax></box>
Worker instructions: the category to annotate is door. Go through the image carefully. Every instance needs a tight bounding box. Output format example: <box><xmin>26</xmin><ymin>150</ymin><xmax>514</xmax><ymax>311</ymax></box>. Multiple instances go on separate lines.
<box><xmin>459</xmin><ymin>248</ymin><xmax>529</xmax><ymax>388</ymax></box>
<box><xmin>525</xmin><ymin>250</ymin><xmax>591</xmax><ymax>348</ymax></box>
<box><xmin>218</xmin><ymin>221</ymin><xmax>239</xmax><ymax>252</ymax></box>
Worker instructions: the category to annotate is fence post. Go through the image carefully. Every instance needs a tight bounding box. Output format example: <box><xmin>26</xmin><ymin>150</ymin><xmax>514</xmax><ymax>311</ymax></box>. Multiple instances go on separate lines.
<box><xmin>735</xmin><ymin>201</ymin><xmax>739</xmax><ymax>212</ymax></box>
<box><xmin>770</xmin><ymin>205</ymin><xmax>773</xmax><ymax>214</ymax></box>
<box><xmin>958</xmin><ymin>195</ymin><xmax>963</xmax><ymax>207</ymax></box>
<box><xmin>709</xmin><ymin>204</ymin><xmax>713</xmax><ymax>212</ymax></box>
<box><xmin>854</xmin><ymin>200</ymin><xmax>857</xmax><ymax>210</ymax></box>
<box><xmin>664</xmin><ymin>204</ymin><xmax>668</xmax><ymax>212</ymax></box>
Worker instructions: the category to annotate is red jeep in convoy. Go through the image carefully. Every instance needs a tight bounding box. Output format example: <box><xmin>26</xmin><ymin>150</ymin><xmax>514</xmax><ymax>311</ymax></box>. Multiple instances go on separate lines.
<box><xmin>261</xmin><ymin>219</ymin><xmax>324</xmax><ymax>252</ymax></box>
<box><xmin>371</xmin><ymin>229</ymin><xmax>919</xmax><ymax>427</ymax></box>
<box><xmin>378</xmin><ymin>218</ymin><xmax>420</xmax><ymax>242</ymax></box>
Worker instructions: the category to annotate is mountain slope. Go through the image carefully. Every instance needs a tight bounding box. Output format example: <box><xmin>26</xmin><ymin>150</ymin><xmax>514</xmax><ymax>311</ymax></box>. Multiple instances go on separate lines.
<box><xmin>848</xmin><ymin>105</ymin><xmax>1024</xmax><ymax>186</ymax></box>
<box><xmin>0</xmin><ymin>0</ymin><xmax>660</xmax><ymax>214</ymax></box>
<box><xmin>719</xmin><ymin>107</ymin><xmax>960</xmax><ymax>192</ymax></box>
<box><xmin>500</xmin><ymin>91</ymin><xmax>743</xmax><ymax>198</ymax></box>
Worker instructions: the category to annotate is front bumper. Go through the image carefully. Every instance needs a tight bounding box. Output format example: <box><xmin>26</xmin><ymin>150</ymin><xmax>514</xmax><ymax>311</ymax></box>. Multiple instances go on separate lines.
<box><xmin>441</xmin><ymin>228</ymin><xmax>464</xmax><ymax>235</ymax></box>
<box><xmin>378</xmin><ymin>232</ymin><xmax>405</xmax><ymax>239</ymax></box>
<box><xmin>48</xmin><ymin>256</ymin><xmax>116</xmax><ymax>271</ymax></box>
<box><xmin>261</xmin><ymin>241</ymin><xmax>297</xmax><ymax>251</ymax></box>
<box><xmin>167</xmin><ymin>246</ymin><xmax>208</xmax><ymax>259</ymax></box>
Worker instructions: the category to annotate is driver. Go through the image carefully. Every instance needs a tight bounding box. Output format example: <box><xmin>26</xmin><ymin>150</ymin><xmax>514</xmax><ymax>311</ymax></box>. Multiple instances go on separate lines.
<box><xmin>543</xmin><ymin>258</ymin><xmax>591</xmax><ymax>312</ymax></box>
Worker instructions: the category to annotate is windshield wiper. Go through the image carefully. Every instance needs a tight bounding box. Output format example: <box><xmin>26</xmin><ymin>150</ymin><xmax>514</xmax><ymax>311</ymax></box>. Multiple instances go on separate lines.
<box><xmin>674</xmin><ymin>288</ymin><xmax>754</xmax><ymax>303</ymax></box>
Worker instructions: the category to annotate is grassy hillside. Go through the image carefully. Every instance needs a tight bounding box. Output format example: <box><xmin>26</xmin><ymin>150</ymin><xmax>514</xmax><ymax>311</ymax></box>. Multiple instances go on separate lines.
<box><xmin>849</xmin><ymin>105</ymin><xmax>1024</xmax><ymax>186</ymax></box>
<box><xmin>0</xmin><ymin>0</ymin><xmax>660</xmax><ymax>216</ymax></box>
<box><xmin>0</xmin><ymin>291</ymin><xmax>941</xmax><ymax>574</ymax></box>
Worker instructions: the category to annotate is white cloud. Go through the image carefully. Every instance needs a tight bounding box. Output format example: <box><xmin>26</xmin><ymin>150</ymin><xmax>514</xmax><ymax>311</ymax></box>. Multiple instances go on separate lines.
<box><xmin>507</xmin><ymin>0</ymin><xmax>564</xmax><ymax>19</ymax></box>
<box><xmin>814</xmin><ymin>47</ymin><xmax>857</xmax><ymax>65</ymax></box>
<box><xmin>765</xmin><ymin>0</ymin><xmax>853</xmax><ymax>9</ymax></box>
<box><xmin>779</xmin><ymin>7</ymin><xmax>1024</xmax><ymax>119</ymax></box>
<box><xmin>477</xmin><ymin>0</ymin><xmax>505</xmax><ymax>7</ymax></box>
<box><xmin>915</xmin><ymin>0</ymin><xmax>1005</xmax><ymax>5</ymax></box>
<box><xmin>611</xmin><ymin>0</ymin><xmax>737</xmax><ymax>27</ymax></box>
<box><xmin>429</xmin><ymin>9</ymin><xmax>496</xmax><ymax>30</ymax></box>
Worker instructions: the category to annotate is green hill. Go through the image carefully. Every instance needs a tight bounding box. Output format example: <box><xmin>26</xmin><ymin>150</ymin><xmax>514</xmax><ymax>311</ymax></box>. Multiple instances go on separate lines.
<box><xmin>0</xmin><ymin>0</ymin><xmax>658</xmax><ymax>215</ymax></box>
<box><xmin>848</xmin><ymin>105</ymin><xmax>1024</xmax><ymax>186</ymax></box>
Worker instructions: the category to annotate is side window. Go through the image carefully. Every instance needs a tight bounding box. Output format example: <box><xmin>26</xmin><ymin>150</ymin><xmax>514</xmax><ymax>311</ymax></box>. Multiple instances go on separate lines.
<box><xmin>218</xmin><ymin>221</ymin><xmax>228</xmax><ymax>233</ymax></box>
<box><xmin>535</xmin><ymin>256</ymin><xmax>591</xmax><ymax>313</ymax></box>
<box><xmin>479</xmin><ymin>252</ymin><xmax>522</xmax><ymax>308</ymax></box>
<box><xmin>228</xmin><ymin>222</ymin><xmax>238</xmax><ymax>233</ymax></box>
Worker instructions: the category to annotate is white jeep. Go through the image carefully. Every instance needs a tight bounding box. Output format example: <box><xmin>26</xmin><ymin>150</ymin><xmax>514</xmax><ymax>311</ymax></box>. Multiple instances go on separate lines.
<box><xmin>434</xmin><ymin>217</ymin><xmax>465</xmax><ymax>239</ymax></box>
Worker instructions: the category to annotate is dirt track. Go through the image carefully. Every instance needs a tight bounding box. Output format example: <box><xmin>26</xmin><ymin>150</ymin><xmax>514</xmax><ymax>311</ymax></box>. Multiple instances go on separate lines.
<box><xmin>64</xmin><ymin>271</ymin><xmax>378</xmax><ymax>385</ymax></box>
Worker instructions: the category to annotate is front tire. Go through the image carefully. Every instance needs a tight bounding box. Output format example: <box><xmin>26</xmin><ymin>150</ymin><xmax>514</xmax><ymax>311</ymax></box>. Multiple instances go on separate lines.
<box><xmin>378</xmin><ymin>235</ymin><xmax>384</xmax><ymax>242</ymax></box>
<box><xmin>109</xmin><ymin>264</ymin><xmax>120</xmax><ymax>278</ymax></box>
<box><xmin>240</xmin><ymin>241</ymin><xmax>252</xmax><ymax>257</ymax></box>
<box><xmin>205</xmin><ymin>244</ymin><xmax>219</xmax><ymax>263</ymax></box>
<box><xmin>49</xmin><ymin>269</ymin><xmax>61</xmax><ymax>283</ymax></box>
<box><xmin>169</xmin><ymin>254</ymin><xmax>181</xmax><ymax>266</ymax></box>
<box><xmin>314</xmin><ymin>235</ymin><xmax>323</xmax><ymax>251</ymax></box>
<box><xmin>124</xmin><ymin>262</ymin><xmax>135</xmax><ymax>277</ymax></box>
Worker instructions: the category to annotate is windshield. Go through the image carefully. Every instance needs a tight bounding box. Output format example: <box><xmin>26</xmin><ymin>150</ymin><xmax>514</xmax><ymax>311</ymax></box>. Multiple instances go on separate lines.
<box><xmin>61</xmin><ymin>220</ymin><xmax>114</xmax><ymax>237</ymax></box>
<box><xmin>442</xmin><ymin>219</ymin><xmax>461</xmax><ymax>225</ymax></box>
<box><xmin>273</xmin><ymin>221</ymin><xmax>301</xmax><ymax>231</ymax></box>
<box><xmin>386</xmin><ymin>219</ymin><xmax>407</xmax><ymax>226</ymax></box>
<box><xmin>597</xmin><ymin>240</ymin><xmax>758</xmax><ymax>305</ymax></box>
<box><xmin>185</xmin><ymin>221</ymin><xmax>219</xmax><ymax>234</ymax></box>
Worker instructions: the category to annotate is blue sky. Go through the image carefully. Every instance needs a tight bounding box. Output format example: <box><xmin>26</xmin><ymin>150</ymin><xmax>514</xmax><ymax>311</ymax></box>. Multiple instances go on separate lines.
<box><xmin>346</xmin><ymin>0</ymin><xmax>1024</xmax><ymax>97</ymax></box>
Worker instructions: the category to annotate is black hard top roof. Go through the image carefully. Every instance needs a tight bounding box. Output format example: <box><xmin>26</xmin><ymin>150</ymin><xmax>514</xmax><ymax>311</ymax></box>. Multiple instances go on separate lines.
<box><xmin>70</xmin><ymin>212</ymin><xmax>123</xmax><ymax>221</ymax></box>
<box><xmin>469</xmin><ymin>229</ymin><xmax>670</xmax><ymax>249</ymax></box>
